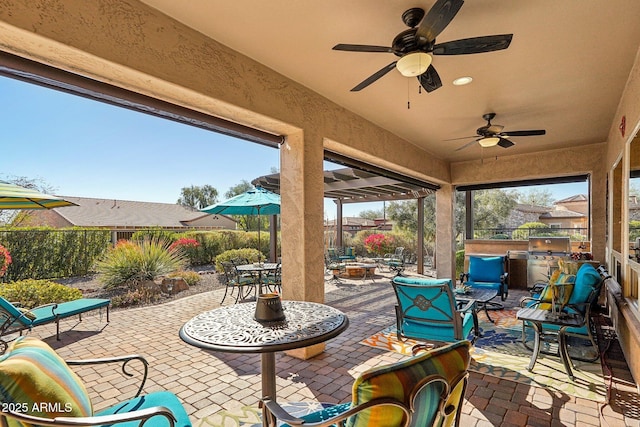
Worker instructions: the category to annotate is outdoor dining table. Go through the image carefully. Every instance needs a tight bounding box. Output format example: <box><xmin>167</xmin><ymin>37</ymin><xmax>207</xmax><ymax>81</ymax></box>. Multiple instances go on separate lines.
<box><xmin>235</xmin><ymin>262</ymin><xmax>279</xmax><ymax>294</ymax></box>
<box><xmin>179</xmin><ymin>300</ymin><xmax>349</xmax><ymax>405</ymax></box>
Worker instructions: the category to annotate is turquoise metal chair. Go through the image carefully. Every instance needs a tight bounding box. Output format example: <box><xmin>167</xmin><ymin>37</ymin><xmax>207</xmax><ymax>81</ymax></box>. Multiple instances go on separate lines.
<box><xmin>460</xmin><ymin>256</ymin><xmax>508</xmax><ymax>310</ymax></box>
<box><xmin>520</xmin><ymin>263</ymin><xmax>606</xmax><ymax>361</ymax></box>
<box><xmin>392</xmin><ymin>277</ymin><xmax>477</xmax><ymax>346</ymax></box>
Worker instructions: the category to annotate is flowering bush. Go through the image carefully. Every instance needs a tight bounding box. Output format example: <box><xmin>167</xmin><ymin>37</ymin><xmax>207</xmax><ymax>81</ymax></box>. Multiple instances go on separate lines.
<box><xmin>169</xmin><ymin>238</ymin><xmax>200</xmax><ymax>250</ymax></box>
<box><xmin>364</xmin><ymin>233</ymin><xmax>395</xmax><ymax>256</ymax></box>
<box><xmin>0</xmin><ymin>244</ymin><xmax>12</xmax><ymax>277</ymax></box>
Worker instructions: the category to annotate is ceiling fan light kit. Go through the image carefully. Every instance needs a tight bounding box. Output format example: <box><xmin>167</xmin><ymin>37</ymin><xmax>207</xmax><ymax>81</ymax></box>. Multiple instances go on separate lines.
<box><xmin>396</xmin><ymin>52</ymin><xmax>432</xmax><ymax>77</ymax></box>
<box><xmin>478</xmin><ymin>137</ymin><xmax>500</xmax><ymax>147</ymax></box>
<box><xmin>450</xmin><ymin>112</ymin><xmax>546</xmax><ymax>152</ymax></box>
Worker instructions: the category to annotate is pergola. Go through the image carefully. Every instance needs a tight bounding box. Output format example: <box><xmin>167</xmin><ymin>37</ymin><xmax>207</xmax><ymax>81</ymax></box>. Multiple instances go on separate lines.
<box><xmin>252</xmin><ymin>166</ymin><xmax>437</xmax><ymax>274</ymax></box>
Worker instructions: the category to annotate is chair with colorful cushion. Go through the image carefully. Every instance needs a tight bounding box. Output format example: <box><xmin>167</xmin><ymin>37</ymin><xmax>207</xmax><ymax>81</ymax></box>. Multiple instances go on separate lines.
<box><xmin>261</xmin><ymin>340</ymin><xmax>471</xmax><ymax>427</ymax></box>
<box><xmin>0</xmin><ymin>336</ymin><xmax>191</xmax><ymax>427</ymax></box>
<box><xmin>519</xmin><ymin>263</ymin><xmax>605</xmax><ymax>362</ymax></box>
<box><xmin>392</xmin><ymin>277</ymin><xmax>477</xmax><ymax>345</ymax></box>
<box><xmin>460</xmin><ymin>255</ymin><xmax>508</xmax><ymax>311</ymax></box>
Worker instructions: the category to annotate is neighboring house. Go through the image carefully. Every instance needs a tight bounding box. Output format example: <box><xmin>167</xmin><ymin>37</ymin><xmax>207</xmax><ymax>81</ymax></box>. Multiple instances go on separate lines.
<box><xmin>19</xmin><ymin>196</ymin><xmax>237</xmax><ymax>240</ymax></box>
<box><xmin>505</xmin><ymin>203</ymin><xmax>552</xmax><ymax>229</ymax></box>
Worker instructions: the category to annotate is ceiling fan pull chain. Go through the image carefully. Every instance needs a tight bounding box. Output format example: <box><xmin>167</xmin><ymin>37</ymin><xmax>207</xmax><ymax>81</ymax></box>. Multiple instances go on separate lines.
<box><xmin>407</xmin><ymin>79</ymin><xmax>411</xmax><ymax>109</ymax></box>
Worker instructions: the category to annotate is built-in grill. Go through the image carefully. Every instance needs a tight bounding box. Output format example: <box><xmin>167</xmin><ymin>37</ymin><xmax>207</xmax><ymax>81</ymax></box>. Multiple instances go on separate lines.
<box><xmin>527</xmin><ymin>237</ymin><xmax>571</xmax><ymax>288</ymax></box>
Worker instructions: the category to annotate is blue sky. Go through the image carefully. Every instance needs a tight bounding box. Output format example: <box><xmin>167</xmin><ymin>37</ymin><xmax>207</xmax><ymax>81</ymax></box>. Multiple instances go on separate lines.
<box><xmin>1</xmin><ymin>76</ymin><xmax>586</xmax><ymax>219</ymax></box>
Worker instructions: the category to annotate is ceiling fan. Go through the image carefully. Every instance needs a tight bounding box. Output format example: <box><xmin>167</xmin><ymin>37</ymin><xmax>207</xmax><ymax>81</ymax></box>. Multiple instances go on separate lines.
<box><xmin>332</xmin><ymin>0</ymin><xmax>513</xmax><ymax>92</ymax></box>
<box><xmin>452</xmin><ymin>113</ymin><xmax>546</xmax><ymax>151</ymax></box>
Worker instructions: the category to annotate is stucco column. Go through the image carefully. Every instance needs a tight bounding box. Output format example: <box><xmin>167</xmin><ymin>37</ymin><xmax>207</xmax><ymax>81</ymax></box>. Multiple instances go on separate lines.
<box><xmin>436</xmin><ymin>184</ymin><xmax>456</xmax><ymax>280</ymax></box>
<box><xmin>279</xmin><ymin>130</ymin><xmax>326</xmax><ymax>359</ymax></box>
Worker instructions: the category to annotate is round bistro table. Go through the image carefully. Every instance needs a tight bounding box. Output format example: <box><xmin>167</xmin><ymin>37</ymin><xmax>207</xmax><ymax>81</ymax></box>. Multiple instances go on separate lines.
<box><xmin>179</xmin><ymin>300</ymin><xmax>349</xmax><ymax>402</ymax></box>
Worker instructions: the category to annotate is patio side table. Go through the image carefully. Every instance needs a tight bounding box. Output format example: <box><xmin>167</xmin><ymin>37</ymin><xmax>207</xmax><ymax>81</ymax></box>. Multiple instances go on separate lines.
<box><xmin>516</xmin><ymin>307</ymin><xmax>584</xmax><ymax>380</ymax></box>
<box><xmin>179</xmin><ymin>301</ymin><xmax>349</xmax><ymax>404</ymax></box>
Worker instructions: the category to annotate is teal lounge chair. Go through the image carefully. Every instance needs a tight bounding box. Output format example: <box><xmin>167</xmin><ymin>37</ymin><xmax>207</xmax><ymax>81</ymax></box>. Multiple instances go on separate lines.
<box><xmin>0</xmin><ymin>296</ymin><xmax>110</xmax><ymax>345</ymax></box>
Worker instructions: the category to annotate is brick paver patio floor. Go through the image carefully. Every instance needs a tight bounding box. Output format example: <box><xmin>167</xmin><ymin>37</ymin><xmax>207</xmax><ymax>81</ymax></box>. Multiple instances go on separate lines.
<box><xmin>21</xmin><ymin>269</ymin><xmax>640</xmax><ymax>426</ymax></box>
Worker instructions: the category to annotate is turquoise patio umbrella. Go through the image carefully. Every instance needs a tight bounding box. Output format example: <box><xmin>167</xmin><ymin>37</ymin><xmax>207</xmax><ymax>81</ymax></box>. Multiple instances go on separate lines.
<box><xmin>200</xmin><ymin>186</ymin><xmax>280</xmax><ymax>251</ymax></box>
<box><xmin>0</xmin><ymin>180</ymin><xmax>77</xmax><ymax>210</ymax></box>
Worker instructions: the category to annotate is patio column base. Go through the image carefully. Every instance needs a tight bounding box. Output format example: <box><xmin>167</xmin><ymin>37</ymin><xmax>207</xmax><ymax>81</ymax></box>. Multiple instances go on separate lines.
<box><xmin>285</xmin><ymin>343</ymin><xmax>325</xmax><ymax>360</ymax></box>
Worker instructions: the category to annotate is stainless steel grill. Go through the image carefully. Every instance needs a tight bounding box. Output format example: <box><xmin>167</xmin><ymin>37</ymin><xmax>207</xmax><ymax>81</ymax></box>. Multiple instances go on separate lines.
<box><xmin>527</xmin><ymin>237</ymin><xmax>571</xmax><ymax>288</ymax></box>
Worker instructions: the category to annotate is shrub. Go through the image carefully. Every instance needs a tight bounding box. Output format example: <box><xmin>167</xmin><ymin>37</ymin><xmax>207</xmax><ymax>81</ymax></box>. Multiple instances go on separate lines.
<box><xmin>96</xmin><ymin>238</ymin><xmax>188</xmax><ymax>289</ymax></box>
<box><xmin>0</xmin><ymin>279</ymin><xmax>82</xmax><ymax>309</ymax></box>
<box><xmin>131</xmin><ymin>228</ymin><xmax>177</xmax><ymax>243</ymax></box>
<box><xmin>111</xmin><ymin>287</ymin><xmax>163</xmax><ymax>308</ymax></box>
<box><xmin>364</xmin><ymin>233</ymin><xmax>396</xmax><ymax>256</ymax></box>
<box><xmin>455</xmin><ymin>250</ymin><xmax>465</xmax><ymax>278</ymax></box>
<box><xmin>167</xmin><ymin>270</ymin><xmax>202</xmax><ymax>286</ymax></box>
<box><xmin>0</xmin><ymin>244</ymin><xmax>12</xmax><ymax>277</ymax></box>
<box><xmin>215</xmin><ymin>248</ymin><xmax>262</xmax><ymax>272</ymax></box>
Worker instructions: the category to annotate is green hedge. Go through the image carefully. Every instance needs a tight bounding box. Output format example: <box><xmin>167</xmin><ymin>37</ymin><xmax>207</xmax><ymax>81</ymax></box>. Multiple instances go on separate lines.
<box><xmin>0</xmin><ymin>279</ymin><xmax>82</xmax><ymax>309</ymax></box>
<box><xmin>0</xmin><ymin>227</ymin><xmax>111</xmax><ymax>281</ymax></box>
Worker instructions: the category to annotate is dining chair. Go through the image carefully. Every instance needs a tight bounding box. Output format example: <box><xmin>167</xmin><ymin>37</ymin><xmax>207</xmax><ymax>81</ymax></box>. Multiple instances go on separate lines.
<box><xmin>385</xmin><ymin>247</ymin><xmax>406</xmax><ymax>276</ymax></box>
<box><xmin>262</xmin><ymin>262</ymin><xmax>282</xmax><ymax>294</ymax></box>
<box><xmin>262</xmin><ymin>340</ymin><xmax>471</xmax><ymax>427</ymax></box>
<box><xmin>220</xmin><ymin>261</ymin><xmax>256</xmax><ymax>303</ymax></box>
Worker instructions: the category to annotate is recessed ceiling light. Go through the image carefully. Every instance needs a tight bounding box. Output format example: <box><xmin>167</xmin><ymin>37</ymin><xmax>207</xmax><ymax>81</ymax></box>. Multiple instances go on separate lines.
<box><xmin>453</xmin><ymin>76</ymin><xmax>473</xmax><ymax>86</ymax></box>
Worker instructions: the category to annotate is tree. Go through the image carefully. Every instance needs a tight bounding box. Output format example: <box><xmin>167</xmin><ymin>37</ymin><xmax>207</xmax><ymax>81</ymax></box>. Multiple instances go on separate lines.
<box><xmin>473</xmin><ymin>189</ymin><xmax>518</xmax><ymax>230</ymax></box>
<box><xmin>517</xmin><ymin>188</ymin><xmax>555</xmax><ymax>207</ymax></box>
<box><xmin>358</xmin><ymin>209</ymin><xmax>383</xmax><ymax>220</ymax></box>
<box><xmin>177</xmin><ymin>185</ymin><xmax>218</xmax><ymax>210</ymax></box>
<box><xmin>225</xmin><ymin>180</ymin><xmax>252</xmax><ymax>198</ymax></box>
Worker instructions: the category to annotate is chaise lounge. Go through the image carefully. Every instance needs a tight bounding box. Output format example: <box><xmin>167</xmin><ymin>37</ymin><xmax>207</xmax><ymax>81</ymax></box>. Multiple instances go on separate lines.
<box><xmin>0</xmin><ymin>296</ymin><xmax>110</xmax><ymax>346</ymax></box>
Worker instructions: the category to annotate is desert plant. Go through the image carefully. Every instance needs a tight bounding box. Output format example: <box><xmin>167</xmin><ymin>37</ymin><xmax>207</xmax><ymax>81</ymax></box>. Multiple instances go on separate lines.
<box><xmin>96</xmin><ymin>238</ymin><xmax>188</xmax><ymax>289</ymax></box>
<box><xmin>167</xmin><ymin>270</ymin><xmax>202</xmax><ymax>286</ymax></box>
<box><xmin>0</xmin><ymin>279</ymin><xmax>82</xmax><ymax>309</ymax></box>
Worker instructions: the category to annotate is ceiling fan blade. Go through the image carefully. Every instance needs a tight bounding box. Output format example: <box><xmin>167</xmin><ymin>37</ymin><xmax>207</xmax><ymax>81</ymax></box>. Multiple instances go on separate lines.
<box><xmin>455</xmin><ymin>139</ymin><xmax>478</xmax><ymax>152</ymax></box>
<box><xmin>417</xmin><ymin>65</ymin><xmax>442</xmax><ymax>93</ymax></box>
<box><xmin>444</xmin><ymin>135</ymin><xmax>477</xmax><ymax>141</ymax></box>
<box><xmin>433</xmin><ymin>34</ymin><xmax>513</xmax><ymax>55</ymax></box>
<box><xmin>351</xmin><ymin>62</ymin><xmax>397</xmax><ymax>92</ymax></box>
<box><xmin>415</xmin><ymin>0</ymin><xmax>464</xmax><ymax>46</ymax></box>
<box><xmin>333</xmin><ymin>44</ymin><xmax>394</xmax><ymax>53</ymax></box>
<box><xmin>501</xmin><ymin>129</ymin><xmax>546</xmax><ymax>137</ymax></box>
<box><xmin>497</xmin><ymin>137</ymin><xmax>515</xmax><ymax>148</ymax></box>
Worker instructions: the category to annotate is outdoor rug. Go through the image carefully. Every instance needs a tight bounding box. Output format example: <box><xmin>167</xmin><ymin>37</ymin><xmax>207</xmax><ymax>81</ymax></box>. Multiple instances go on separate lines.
<box><xmin>360</xmin><ymin>309</ymin><xmax>607</xmax><ymax>402</ymax></box>
<box><xmin>196</xmin><ymin>402</ymin><xmax>334</xmax><ymax>427</ymax></box>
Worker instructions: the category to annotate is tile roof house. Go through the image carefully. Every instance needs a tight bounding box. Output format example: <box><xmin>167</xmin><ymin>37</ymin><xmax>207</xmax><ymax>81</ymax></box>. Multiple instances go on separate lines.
<box><xmin>19</xmin><ymin>196</ymin><xmax>237</xmax><ymax>235</ymax></box>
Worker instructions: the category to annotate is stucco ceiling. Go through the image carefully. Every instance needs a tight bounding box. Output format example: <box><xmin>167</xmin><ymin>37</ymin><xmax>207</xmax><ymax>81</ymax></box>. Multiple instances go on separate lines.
<box><xmin>139</xmin><ymin>0</ymin><xmax>640</xmax><ymax>163</ymax></box>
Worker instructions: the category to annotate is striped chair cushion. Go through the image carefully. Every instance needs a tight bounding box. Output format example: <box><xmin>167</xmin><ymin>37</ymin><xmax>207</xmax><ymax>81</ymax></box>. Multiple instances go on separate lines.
<box><xmin>347</xmin><ymin>340</ymin><xmax>471</xmax><ymax>427</ymax></box>
<box><xmin>0</xmin><ymin>337</ymin><xmax>93</xmax><ymax>427</ymax></box>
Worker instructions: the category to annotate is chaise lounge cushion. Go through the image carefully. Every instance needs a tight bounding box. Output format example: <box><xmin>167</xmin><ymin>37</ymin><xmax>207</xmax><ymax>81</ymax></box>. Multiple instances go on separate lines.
<box><xmin>0</xmin><ymin>337</ymin><xmax>93</xmax><ymax>426</ymax></box>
